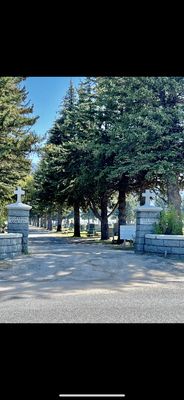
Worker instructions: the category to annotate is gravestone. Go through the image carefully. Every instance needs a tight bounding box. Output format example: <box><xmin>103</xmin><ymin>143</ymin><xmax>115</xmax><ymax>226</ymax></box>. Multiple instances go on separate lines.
<box><xmin>134</xmin><ymin>189</ymin><xmax>162</xmax><ymax>253</ymax></box>
<box><xmin>86</xmin><ymin>223</ymin><xmax>95</xmax><ymax>236</ymax></box>
<box><xmin>7</xmin><ymin>186</ymin><xmax>32</xmax><ymax>253</ymax></box>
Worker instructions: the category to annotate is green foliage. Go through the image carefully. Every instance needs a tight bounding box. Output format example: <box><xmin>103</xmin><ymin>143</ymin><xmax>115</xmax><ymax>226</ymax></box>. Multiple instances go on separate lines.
<box><xmin>154</xmin><ymin>207</ymin><xmax>183</xmax><ymax>235</ymax></box>
<box><xmin>33</xmin><ymin>77</ymin><xmax>184</xmax><ymax>237</ymax></box>
<box><xmin>0</xmin><ymin>77</ymin><xmax>39</xmax><ymax>202</ymax></box>
<box><xmin>0</xmin><ymin>203</ymin><xmax>7</xmax><ymax>232</ymax></box>
<box><xmin>125</xmin><ymin>194</ymin><xmax>139</xmax><ymax>223</ymax></box>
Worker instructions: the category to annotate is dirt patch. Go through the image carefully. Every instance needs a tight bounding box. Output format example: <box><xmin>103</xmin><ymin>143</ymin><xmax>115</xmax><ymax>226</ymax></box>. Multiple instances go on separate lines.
<box><xmin>0</xmin><ymin>260</ymin><xmax>13</xmax><ymax>270</ymax></box>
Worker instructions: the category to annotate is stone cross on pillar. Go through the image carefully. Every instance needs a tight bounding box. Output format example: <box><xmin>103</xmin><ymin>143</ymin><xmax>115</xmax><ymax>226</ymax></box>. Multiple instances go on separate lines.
<box><xmin>14</xmin><ymin>186</ymin><xmax>25</xmax><ymax>203</ymax></box>
<box><xmin>142</xmin><ymin>189</ymin><xmax>155</xmax><ymax>206</ymax></box>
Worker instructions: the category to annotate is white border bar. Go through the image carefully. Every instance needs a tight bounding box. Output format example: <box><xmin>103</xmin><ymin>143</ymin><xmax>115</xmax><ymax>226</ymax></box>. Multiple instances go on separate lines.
<box><xmin>59</xmin><ymin>395</ymin><xmax>125</xmax><ymax>398</ymax></box>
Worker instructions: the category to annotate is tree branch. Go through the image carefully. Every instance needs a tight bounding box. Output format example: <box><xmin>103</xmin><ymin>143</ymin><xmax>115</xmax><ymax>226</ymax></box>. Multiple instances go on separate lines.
<box><xmin>107</xmin><ymin>201</ymin><xmax>119</xmax><ymax>218</ymax></box>
<box><xmin>89</xmin><ymin>201</ymin><xmax>102</xmax><ymax>221</ymax></box>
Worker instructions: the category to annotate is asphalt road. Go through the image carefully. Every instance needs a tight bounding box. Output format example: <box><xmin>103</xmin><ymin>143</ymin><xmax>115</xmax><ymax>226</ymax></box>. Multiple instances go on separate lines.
<box><xmin>1</xmin><ymin>227</ymin><xmax>184</xmax><ymax>322</ymax></box>
<box><xmin>1</xmin><ymin>286</ymin><xmax>184</xmax><ymax>322</ymax></box>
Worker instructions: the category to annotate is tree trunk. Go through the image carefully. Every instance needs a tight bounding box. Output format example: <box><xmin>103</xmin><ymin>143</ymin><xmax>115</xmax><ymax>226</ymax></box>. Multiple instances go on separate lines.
<box><xmin>74</xmin><ymin>202</ymin><xmax>80</xmax><ymax>237</ymax></box>
<box><xmin>43</xmin><ymin>215</ymin><xmax>47</xmax><ymax>229</ymax></box>
<box><xmin>47</xmin><ymin>213</ymin><xmax>52</xmax><ymax>230</ymax></box>
<box><xmin>36</xmin><ymin>215</ymin><xmax>40</xmax><ymax>227</ymax></box>
<box><xmin>101</xmin><ymin>196</ymin><xmax>109</xmax><ymax>240</ymax></box>
<box><xmin>167</xmin><ymin>174</ymin><xmax>181</xmax><ymax>216</ymax></box>
<box><xmin>139</xmin><ymin>184</ymin><xmax>146</xmax><ymax>205</ymax></box>
<box><xmin>117</xmin><ymin>179</ymin><xmax>127</xmax><ymax>243</ymax></box>
<box><xmin>139</xmin><ymin>191</ymin><xmax>145</xmax><ymax>206</ymax></box>
<box><xmin>57</xmin><ymin>209</ymin><xmax>62</xmax><ymax>232</ymax></box>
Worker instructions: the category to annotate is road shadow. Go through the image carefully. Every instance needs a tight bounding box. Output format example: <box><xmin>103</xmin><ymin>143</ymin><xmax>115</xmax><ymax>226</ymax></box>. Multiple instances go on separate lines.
<box><xmin>0</xmin><ymin>227</ymin><xmax>184</xmax><ymax>302</ymax></box>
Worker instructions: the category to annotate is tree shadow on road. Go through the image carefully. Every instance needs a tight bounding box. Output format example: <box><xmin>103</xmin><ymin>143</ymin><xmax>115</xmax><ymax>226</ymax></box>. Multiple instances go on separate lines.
<box><xmin>0</xmin><ymin>232</ymin><xmax>184</xmax><ymax>302</ymax></box>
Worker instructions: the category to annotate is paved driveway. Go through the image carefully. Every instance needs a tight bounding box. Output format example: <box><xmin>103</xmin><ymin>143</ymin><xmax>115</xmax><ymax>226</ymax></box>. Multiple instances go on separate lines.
<box><xmin>0</xmin><ymin>228</ymin><xmax>184</xmax><ymax>322</ymax></box>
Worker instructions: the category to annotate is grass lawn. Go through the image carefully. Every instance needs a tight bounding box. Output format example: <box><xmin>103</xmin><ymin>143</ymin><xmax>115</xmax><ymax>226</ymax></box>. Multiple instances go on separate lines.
<box><xmin>47</xmin><ymin>229</ymin><xmax>134</xmax><ymax>249</ymax></box>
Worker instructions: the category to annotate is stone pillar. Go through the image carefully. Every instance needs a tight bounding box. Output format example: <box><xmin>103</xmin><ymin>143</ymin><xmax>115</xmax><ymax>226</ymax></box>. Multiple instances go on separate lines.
<box><xmin>134</xmin><ymin>190</ymin><xmax>162</xmax><ymax>253</ymax></box>
<box><xmin>7</xmin><ymin>187</ymin><xmax>32</xmax><ymax>253</ymax></box>
<box><xmin>134</xmin><ymin>206</ymin><xmax>162</xmax><ymax>253</ymax></box>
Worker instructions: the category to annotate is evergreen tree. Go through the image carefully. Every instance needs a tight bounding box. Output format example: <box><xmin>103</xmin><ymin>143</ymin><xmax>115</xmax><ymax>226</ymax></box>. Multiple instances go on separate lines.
<box><xmin>0</xmin><ymin>77</ymin><xmax>38</xmax><ymax>202</ymax></box>
<box><xmin>75</xmin><ymin>77</ymin><xmax>118</xmax><ymax>240</ymax></box>
<box><xmin>34</xmin><ymin>76</ymin><xmax>184</xmax><ymax>241</ymax></box>
<box><xmin>36</xmin><ymin>81</ymin><xmax>84</xmax><ymax>236</ymax></box>
<box><xmin>110</xmin><ymin>77</ymin><xmax>184</xmax><ymax>215</ymax></box>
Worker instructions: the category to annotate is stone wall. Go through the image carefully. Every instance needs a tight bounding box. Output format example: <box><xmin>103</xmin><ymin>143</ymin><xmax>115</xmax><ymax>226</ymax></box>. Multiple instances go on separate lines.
<box><xmin>0</xmin><ymin>233</ymin><xmax>23</xmax><ymax>260</ymax></box>
<box><xmin>144</xmin><ymin>234</ymin><xmax>184</xmax><ymax>255</ymax></box>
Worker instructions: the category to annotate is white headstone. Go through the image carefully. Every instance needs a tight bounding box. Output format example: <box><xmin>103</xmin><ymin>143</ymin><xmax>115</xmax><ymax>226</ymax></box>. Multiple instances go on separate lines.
<box><xmin>14</xmin><ymin>186</ymin><xmax>25</xmax><ymax>203</ymax></box>
<box><xmin>142</xmin><ymin>189</ymin><xmax>155</xmax><ymax>206</ymax></box>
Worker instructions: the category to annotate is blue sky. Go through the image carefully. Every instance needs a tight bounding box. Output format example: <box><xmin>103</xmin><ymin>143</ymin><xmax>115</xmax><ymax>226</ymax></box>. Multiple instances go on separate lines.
<box><xmin>24</xmin><ymin>77</ymin><xmax>83</xmax><ymax>164</ymax></box>
<box><xmin>25</xmin><ymin>77</ymin><xmax>83</xmax><ymax>137</ymax></box>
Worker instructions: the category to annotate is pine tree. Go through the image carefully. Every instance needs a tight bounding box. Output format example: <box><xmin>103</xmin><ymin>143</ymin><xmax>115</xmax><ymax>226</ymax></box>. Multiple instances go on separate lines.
<box><xmin>110</xmin><ymin>77</ymin><xmax>184</xmax><ymax>215</ymax></box>
<box><xmin>34</xmin><ymin>77</ymin><xmax>184</xmax><ymax>241</ymax></box>
<box><xmin>0</xmin><ymin>77</ymin><xmax>38</xmax><ymax>202</ymax></box>
<box><xmin>37</xmin><ymin>81</ymin><xmax>84</xmax><ymax>236</ymax></box>
<box><xmin>74</xmin><ymin>77</ymin><xmax>119</xmax><ymax>240</ymax></box>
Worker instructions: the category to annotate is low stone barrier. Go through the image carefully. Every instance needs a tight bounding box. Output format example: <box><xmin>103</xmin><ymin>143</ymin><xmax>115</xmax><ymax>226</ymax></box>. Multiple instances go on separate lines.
<box><xmin>144</xmin><ymin>234</ymin><xmax>184</xmax><ymax>255</ymax></box>
<box><xmin>0</xmin><ymin>233</ymin><xmax>23</xmax><ymax>260</ymax></box>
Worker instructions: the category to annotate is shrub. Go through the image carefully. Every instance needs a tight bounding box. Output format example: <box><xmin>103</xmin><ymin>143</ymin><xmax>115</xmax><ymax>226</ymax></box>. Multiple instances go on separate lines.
<box><xmin>154</xmin><ymin>207</ymin><xmax>183</xmax><ymax>235</ymax></box>
<box><xmin>0</xmin><ymin>204</ymin><xmax>7</xmax><ymax>233</ymax></box>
